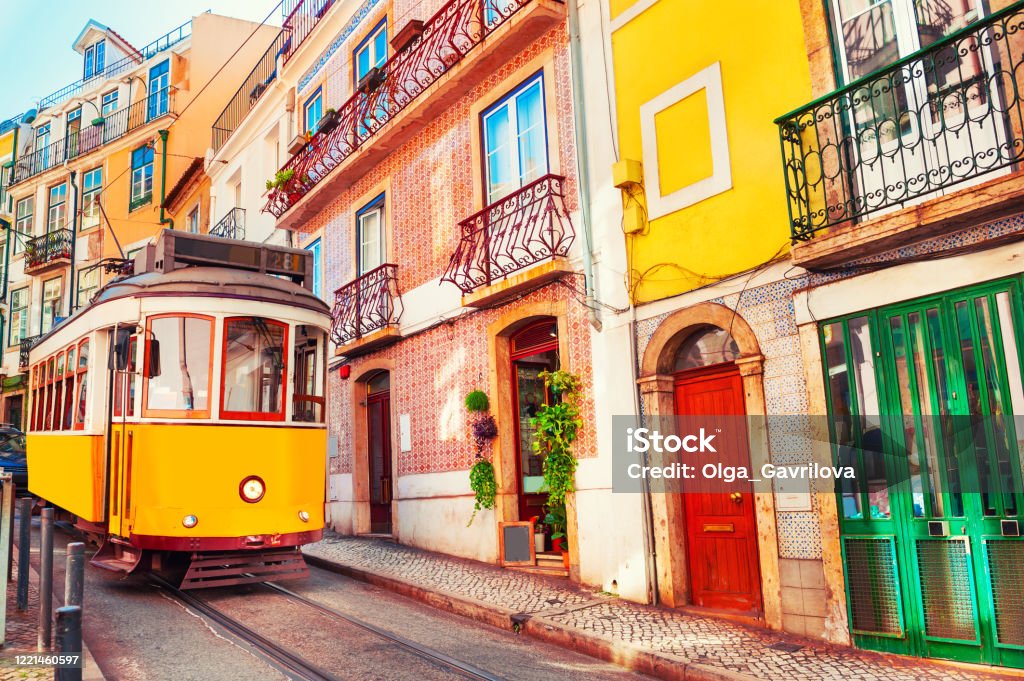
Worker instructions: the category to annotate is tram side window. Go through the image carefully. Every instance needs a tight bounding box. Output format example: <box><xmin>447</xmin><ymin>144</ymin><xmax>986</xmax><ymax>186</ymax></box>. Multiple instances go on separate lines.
<box><xmin>145</xmin><ymin>316</ymin><xmax>212</xmax><ymax>416</ymax></box>
<box><xmin>114</xmin><ymin>336</ymin><xmax>137</xmax><ymax>418</ymax></box>
<box><xmin>62</xmin><ymin>346</ymin><xmax>76</xmax><ymax>430</ymax></box>
<box><xmin>75</xmin><ymin>339</ymin><xmax>89</xmax><ymax>429</ymax></box>
<box><xmin>221</xmin><ymin>317</ymin><xmax>287</xmax><ymax>420</ymax></box>
<box><xmin>292</xmin><ymin>325</ymin><xmax>325</xmax><ymax>423</ymax></box>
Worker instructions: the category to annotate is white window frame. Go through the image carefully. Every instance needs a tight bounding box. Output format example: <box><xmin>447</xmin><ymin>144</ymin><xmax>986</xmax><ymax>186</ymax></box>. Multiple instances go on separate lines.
<box><xmin>481</xmin><ymin>73</ymin><xmax>550</xmax><ymax>205</ymax></box>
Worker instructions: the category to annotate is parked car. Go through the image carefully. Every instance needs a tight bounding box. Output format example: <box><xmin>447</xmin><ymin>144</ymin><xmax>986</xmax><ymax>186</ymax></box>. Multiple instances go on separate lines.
<box><xmin>0</xmin><ymin>427</ymin><xmax>27</xmax><ymax>490</ymax></box>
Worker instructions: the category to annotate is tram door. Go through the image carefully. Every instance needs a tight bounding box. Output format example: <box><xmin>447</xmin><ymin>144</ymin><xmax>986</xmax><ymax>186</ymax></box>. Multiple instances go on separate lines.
<box><xmin>109</xmin><ymin>333</ymin><xmax>137</xmax><ymax>538</ymax></box>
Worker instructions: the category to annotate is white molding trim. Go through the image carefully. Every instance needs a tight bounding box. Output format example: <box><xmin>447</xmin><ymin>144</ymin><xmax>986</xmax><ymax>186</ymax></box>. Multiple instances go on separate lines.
<box><xmin>609</xmin><ymin>0</ymin><xmax>658</xmax><ymax>32</ymax></box>
<box><xmin>640</xmin><ymin>61</ymin><xmax>731</xmax><ymax>220</ymax></box>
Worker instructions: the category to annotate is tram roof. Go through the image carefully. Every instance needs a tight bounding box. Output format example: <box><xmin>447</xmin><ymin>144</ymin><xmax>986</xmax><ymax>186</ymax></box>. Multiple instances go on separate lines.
<box><xmin>94</xmin><ymin>266</ymin><xmax>331</xmax><ymax>314</ymax></box>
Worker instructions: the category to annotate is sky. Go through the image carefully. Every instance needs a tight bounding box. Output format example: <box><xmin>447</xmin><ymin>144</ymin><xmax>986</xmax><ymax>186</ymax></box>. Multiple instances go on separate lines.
<box><xmin>0</xmin><ymin>0</ymin><xmax>283</xmax><ymax>120</ymax></box>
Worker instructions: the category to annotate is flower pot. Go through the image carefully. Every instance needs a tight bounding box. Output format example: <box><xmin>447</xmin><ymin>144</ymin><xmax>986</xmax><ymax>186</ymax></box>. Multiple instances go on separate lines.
<box><xmin>552</xmin><ymin>536</ymin><xmax>564</xmax><ymax>552</ymax></box>
<box><xmin>287</xmin><ymin>134</ymin><xmax>307</xmax><ymax>155</ymax></box>
<box><xmin>561</xmin><ymin>550</ymin><xmax>569</xmax><ymax>570</ymax></box>
<box><xmin>317</xmin><ymin>110</ymin><xmax>340</xmax><ymax>135</ymax></box>
<box><xmin>91</xmin><ymin>117</ymin><xmax>105</xmax><ymax>127</ymax></box>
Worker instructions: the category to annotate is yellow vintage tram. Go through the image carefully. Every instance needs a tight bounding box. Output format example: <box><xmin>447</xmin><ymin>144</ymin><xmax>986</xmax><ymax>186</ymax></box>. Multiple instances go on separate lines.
<box><xmin>25</xmin><ymin>230</ymin><xmax>330</xmax><ymax>587</ymax></box>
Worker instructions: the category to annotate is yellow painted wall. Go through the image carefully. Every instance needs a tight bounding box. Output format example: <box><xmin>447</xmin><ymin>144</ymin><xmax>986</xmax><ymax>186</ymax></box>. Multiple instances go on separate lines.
<box><xmin>611</xmin><ymin>0</ymin><xmax>812</xmax><ymax>303</ymax></box>
<box><xmin>0</xmin><ymin>129</ymin><xmax>14</xmax><ymax>162</ymax></box>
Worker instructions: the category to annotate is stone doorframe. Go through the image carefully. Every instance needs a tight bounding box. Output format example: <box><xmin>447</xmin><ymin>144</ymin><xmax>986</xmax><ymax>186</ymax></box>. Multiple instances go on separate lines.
<box><xmin>486</xmin><ymin>299</ymin><xmax>580</xmax><ymax>579</ymax></box>
<box><xmin>638</xmin><ymin>301</ymin><xmax>783</xmax><ymax>630</ymax></box>
<box><xmin>350</xmin><ymin>358</ymin><xmax>399</xmax><ymax>537</ymax></box>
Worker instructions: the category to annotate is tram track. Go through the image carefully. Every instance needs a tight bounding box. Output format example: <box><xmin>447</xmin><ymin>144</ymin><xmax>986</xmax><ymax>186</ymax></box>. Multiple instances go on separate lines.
<box><xmin>151</xmin><ymin>569</ymin><xmax>507</xmax><ymax>681</ymax></box>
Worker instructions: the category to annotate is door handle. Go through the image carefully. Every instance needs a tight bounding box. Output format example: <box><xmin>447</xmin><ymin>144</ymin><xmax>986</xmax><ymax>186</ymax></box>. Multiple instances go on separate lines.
<box><xmin>730</xmin><ymin>492</ymin><xmax>742</xmax><ymax>504</ymax></box>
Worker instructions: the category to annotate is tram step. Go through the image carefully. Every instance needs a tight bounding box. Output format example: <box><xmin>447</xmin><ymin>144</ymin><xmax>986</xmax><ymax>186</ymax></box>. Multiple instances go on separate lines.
<box><xmin>180</xmin><ymin>548</ymin><xmax>309</xmax><ymax>590</ymax></box>
<box><xmin>90</xmin><ymin>539</ymin><xmax>143</xmax><ymax>574</ymax></box>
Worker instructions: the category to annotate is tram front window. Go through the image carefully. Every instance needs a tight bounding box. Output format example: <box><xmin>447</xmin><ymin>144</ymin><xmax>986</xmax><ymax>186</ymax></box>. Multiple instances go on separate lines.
<box><xmin>145</xmin><ymin>315</ymin><xmax>212</xmax><ymax>415</ymax></box>
<box><xmin>292</xmin><ymin>325</ymin><xmax>326</xmax><ymax>423</ymax></box>
<box><xmin>222</xmin><ymin>317</ymin><xmax>287</xmax><ymax>419</ymax></box>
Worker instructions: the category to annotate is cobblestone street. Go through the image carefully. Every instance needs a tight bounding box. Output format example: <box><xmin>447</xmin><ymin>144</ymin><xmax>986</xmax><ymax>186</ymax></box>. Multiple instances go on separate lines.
<box><xmin>0</xmin><ymin>544</ymin><xmax>52</xmax><ymax>681</ymax></box>
<box><xmin>305</xmin><ymin>533</ymin><xmax>1019</xmax><ymax>681</ymax></box>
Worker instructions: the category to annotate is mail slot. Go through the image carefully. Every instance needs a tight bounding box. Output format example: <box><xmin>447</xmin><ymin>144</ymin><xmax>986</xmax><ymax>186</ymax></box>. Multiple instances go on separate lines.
<box><xmin>703</xmin><ymin>523</ymin><xmax>735</xmax><ymax>533</ymax></box>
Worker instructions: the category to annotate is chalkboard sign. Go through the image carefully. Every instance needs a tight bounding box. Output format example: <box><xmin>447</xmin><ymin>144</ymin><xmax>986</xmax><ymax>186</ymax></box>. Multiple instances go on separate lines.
<box><xmin>499</xmin><ymin>522</ymin><xmax>536</xmax><ymax>566</ymax></box>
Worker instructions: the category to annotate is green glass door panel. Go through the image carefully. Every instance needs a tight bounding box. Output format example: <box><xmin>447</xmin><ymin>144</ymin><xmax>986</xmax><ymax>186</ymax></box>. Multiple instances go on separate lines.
<box><xmin>822</xmin><ymin>275</ymin><xmax>1024</xmax><ymax>668</ymax></box>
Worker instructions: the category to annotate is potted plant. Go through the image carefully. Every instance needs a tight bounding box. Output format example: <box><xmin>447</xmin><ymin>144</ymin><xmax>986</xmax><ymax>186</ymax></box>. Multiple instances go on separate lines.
<box><xmin>357</xmin><ymin>66</ymin><xmax>386</xmax><ymax>94</ymax></box>
<box><xmin>531</xmin><ymin>370</ymin><xmax>583</xmax><ymax>571</ymax></box>
<box><xmin>465</xmin><ymin>390</ymin><xmax>499</xmax><ymax>526</ymax></box>
<box><xmin>544</xmin><ymin>505</ymin><xmax>570</xmax><ymax>568</ymax></box>
<box><xmin>317</xmin><ymin>107</ymin><xmax>340</xmax><ymax>135</ymax></box>
<box><xmin>266</xmin><ymin>169</ymin><xmax>295</xmax><ymax>193</ymax></box>
<box><xmin>90</xmin><ymin>116</ymin><xmax>105</xmax><ymax>127</ymax></box>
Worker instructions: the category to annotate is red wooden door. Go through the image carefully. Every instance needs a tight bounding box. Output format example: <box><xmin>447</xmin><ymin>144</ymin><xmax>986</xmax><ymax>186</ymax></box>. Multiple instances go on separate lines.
<box><xmin>674</xmin><ymin>364</ymin><xmax>762</xmax><ymax>614</ymax></box>
<box><xmin>367</xmin><ymin>391</ymin><xmax>392</xmax><ymax>534</ymax></box>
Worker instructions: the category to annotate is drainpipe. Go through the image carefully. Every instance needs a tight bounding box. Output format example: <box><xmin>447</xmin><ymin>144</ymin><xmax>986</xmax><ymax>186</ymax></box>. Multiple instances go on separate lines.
<box><xmin>567</xmin><ymin>0</ymin><xmax>600</xmax><ymax>332</ymax></box>
<box><xmin>67</xmin><ymin>170</ymin><xmax>78</xmax><ymax>317</ymax></box>
<box><xmin>158</xmin><ymin>129</ymin><xmax>173</xmax><ymax>230</ymax></box>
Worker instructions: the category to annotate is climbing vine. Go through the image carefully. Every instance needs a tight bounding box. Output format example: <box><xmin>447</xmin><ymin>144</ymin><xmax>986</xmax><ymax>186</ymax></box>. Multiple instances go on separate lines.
<box><xmin>531</xmin><ymin>370</ymin><xmax>583</xmax><ymax>508</ymax></box>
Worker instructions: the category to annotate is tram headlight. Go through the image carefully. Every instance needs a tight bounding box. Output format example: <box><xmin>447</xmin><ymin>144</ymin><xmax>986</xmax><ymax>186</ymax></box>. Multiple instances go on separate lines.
<box><xmin>239</xmin><ymin>475</ymin><xmax>266</xmax><ymax>503</ymax></box>
<box><xmin>182</xmin><ymin>515</ymin><xmax>198</xmax><ymax>528</ymax></box>
<box><xmin>298</xmin><ymin>510</ymin><xmax>310</xmax><ymax>523</ymax></box>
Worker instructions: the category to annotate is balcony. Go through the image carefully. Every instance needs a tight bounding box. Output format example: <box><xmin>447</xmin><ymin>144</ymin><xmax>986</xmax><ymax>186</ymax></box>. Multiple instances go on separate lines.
<box><xmin>209</xmin><ymin>208</ymin><xmax>246</xmax><ymax>240</ymax></box>
<box><xmin>19</xmin><ymin>336</ymin><xmax>41</xmax><ymax>370</ymax></box>
<box><xmin>441</xmin><ymin>174</ymin><xmax>574</xmax><ymax>306</ymax></box>
<box><xmin>777</xmin><ymin>4</ymin><xmax>1024</xmax><ymax>267</ymax></box>
<box><xmin>264</xmin><ymin>0</ymin><xmax>565</xmax><ymax>228</ymax></box>
<box><xmin>11</xmin><ymin>90</ymin><xmax>175</xmax><ymax>186</ymax></box>
<box><xmin>330</xmin><ymin>264</ymin><xmax>403</xmax><ymax>357</ymax></box>
<box><xmin>212</xmin><ymin>31</ymin><xmax>287</xmax><ymax>152</ymax></box>
<box><xmin>24</xmin><ymin>229</ymin><xmax>73</xmax><ymax>274</ymax></box>
<box><xmin>281</xmin><ymin>0</ymin><xmax>337</xmax><ymax>63</ymax></box>
<box><xmin>37</xmin><ymin>18</ymin><xmax>194</xmax><ymax>112</ymax></box>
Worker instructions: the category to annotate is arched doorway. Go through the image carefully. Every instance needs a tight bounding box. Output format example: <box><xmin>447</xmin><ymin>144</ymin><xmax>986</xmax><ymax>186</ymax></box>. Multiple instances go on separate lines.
<box><xmin>509</xmin><ymin>319</ymin><xmax>559</xmax><ymax>521</ymax></box>
<box><xmin>672</xmin><ymin>325</ymin><xmax>763</xmax><ymax>615</ymax></box>
<box><xmin>638</xmin><ymin>302</ymin><xmax>783</xmax><ymax>629</ymax></box>
<box><xmin>365</xmin><ymin>370</ymin><xmax>392</xmax><ymax>534</ymax></box>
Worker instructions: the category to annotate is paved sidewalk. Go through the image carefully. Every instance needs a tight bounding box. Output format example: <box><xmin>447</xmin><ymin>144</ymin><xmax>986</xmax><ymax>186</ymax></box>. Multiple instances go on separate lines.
<box><xmin>304</xmin><ymin>532</ymin><xmax>1018</xmax><ymax>681</ymax></box>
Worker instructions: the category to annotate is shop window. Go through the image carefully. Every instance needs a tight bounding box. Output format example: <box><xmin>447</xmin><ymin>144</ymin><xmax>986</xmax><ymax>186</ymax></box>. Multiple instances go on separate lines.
<box><xmin>221</xmin><ymin>317</ymin><xmax>287</xmax><ymax>420</ymax></box>
<box><xmin>144</xmin><ymin>315</ymin><xmax>212</xmax><ymax>417</ymax></box>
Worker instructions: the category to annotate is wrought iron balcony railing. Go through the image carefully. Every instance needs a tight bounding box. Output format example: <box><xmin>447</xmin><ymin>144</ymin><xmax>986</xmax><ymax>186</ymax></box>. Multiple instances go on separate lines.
<box><xmin>212</xmin><ymin>31</ymin><xmax>288</xmax><ymax>152</ymax></box>
<box><xmin>330</xmin><ymin>264</ymin><xmax>402</xmax><ymax>346</ymax></box>
<box><xmin>281</xmin><ymin>0</ymin><xmax>337</xmax><ymax>63</ymax></box>
<box><xmin>776</xmin><ymin>4</ymin><xmax>1024</xmax><ymax>240</ymax></box>
<box><xmin>209</xmin><ymin>207</ymin><xmax>246</xmax><ymax>240</ymax></box>
<box><xmin>25</xmin><ymin>229</ymin><xmax>73</xmax><ymax>271</ymax></box>
<box><xmin>19</xmin><ymin>335</ymin><xmax>41</xmax><ymax>370</ymax></box>
<box><xmin>441</xmin><ymin>174</ymin><xmax>573</xmax><ymax>294</ymax></box>
<box><xmin>264</xmin><ymin>0</ymin><xmax>540</xmax><ymax>218</ymax></box>
<box><xmin>11</xmin><ymin>89</ymin><xmax>174</xmax><ymax>186</ymax></box>
<box><xmin>37</xmin><ymin>18</ymin><xmax>194</xmax><ymax>112</ymax></box>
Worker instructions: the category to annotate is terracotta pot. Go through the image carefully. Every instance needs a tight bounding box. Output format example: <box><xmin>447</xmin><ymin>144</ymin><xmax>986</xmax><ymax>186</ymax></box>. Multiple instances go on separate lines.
<box><xmin>561</xmin><ymin>550</ymin><xmax>569</xmax><ymax>570</ymax></box>
<box><xmin>552</xmin><ymin>536</ymin><xmax>564</xmax><ymax>552</ymax></box>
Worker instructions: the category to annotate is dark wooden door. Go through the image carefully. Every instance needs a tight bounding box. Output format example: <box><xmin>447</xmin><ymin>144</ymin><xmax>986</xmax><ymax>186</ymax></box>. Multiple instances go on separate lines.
<box><xmin>367</xmin><ymin>391</ymin><xmax>392</xmax><ymax>534</ymax></box>
<box><xmin>674</xmin><ymin>364</ymin><xmax>762</xmax><ymax>614</ymax></box>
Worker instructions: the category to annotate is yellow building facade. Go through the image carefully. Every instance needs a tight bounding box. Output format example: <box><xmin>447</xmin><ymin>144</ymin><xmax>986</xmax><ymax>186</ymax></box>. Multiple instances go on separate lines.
<box><xmin>609</xmin><ymin>0</ymin><xmax>811</xmax><ymax>302</ymax></box>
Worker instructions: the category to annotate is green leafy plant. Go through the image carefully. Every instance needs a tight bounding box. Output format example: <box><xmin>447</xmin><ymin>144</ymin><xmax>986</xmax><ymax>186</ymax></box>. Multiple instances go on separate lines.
<box><xmin>465</xmin><ymin>390</ymin><xmax>499</xmax><ymax>526</ymax></box>
<box><xmin>467</xmin><ymin>459</ymin><xmax>496</xmax><ymax>527</ymax></box>
<box><xmin>531</xmin><ymin>370</ymin><xmax>582</xmax><ymax>508</ymax></box>
<box><xmin>269</xmin><ymin>169</ymin><xmax>295</xmax><ymax>191</ymax></box>
<box><xmin>464</xmin><ymin>390</ymin><xmax>490</xmax><ymax>412</ymax></box>
<box><xmin>544</xmin><ymin>503</ymin><xmax>567</xmax><ymax>548</ymax></box>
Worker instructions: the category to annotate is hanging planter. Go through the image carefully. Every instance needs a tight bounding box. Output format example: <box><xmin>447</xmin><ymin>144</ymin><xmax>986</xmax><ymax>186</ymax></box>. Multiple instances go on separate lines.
<box><xmin>317</xmin><ymin>108</ymin><xmax>340</xmax><ymax>135</ymax></box>
<box><xmin>91</xmin><ymin>116</ymin><xmax>105</xmax><ymax>127</ymax></box>
<box><xmin>465</xmin><ymin>390</ymin><xmax>499</xmax><ymax>526</ymax></box>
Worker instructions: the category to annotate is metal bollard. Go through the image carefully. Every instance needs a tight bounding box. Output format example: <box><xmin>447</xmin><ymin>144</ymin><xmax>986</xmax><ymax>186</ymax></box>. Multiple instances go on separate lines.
<box><xmin>55</xmin><ymin>605</ymin><xmax>83</xmax><ymax>681</ymax></box>
<box><xmin>65</xmin><ymin>542</ymin><xmax>86</xmax><ymax>608</ymax></box>
<box><xmin>38</xmin><ymin>507</ymin><xmax>53</xmax><ymax>652</ymax></box>
<box><xmin>16</xmin><ymin>497</ymin><xmax>30</xmax><ymax>611</ymax></box>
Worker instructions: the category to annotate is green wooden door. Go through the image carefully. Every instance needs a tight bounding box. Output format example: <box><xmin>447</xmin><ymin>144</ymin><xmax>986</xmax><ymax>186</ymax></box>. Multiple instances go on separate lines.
<box><xmin>822</xmin><ymin>277</ymin><xmax>1024</xmax><ymax>667</ymax></box>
